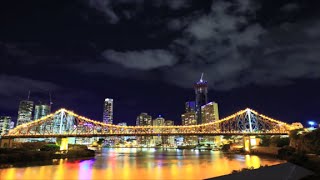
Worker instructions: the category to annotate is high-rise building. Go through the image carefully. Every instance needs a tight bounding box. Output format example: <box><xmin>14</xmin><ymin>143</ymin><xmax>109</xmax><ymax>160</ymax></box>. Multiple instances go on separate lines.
<box><xmin>153</xmin><ymin>116</ymin><xmax>165</xmax><ymax>145</ymax></box>
<box><xmin>17</xmin><ymin>100</ymin><xmax>34</xmax><ymax>126</ymax></box>
<box><xmin>181</xmin><ymin>112</ymin><xmax>197</xmax><ymax>145</ymax></box>
<box><xmin>185</xmin><ymin>101</ymin><xmax>196</xmax><ymax>112</ymax></box>
<box><xmin>201</xmin><ymin>102</ymin><xmax>219</xmax><ymax>144</ymax></box>
<box><xmin>194</xmin><ymin>73</ymin><xmax>208</xmax><ymax>124</ymax></box>
<box><xmin>0</xmin><ymin>116</ymin><xmax>12</xmax><ymax>136</ymax></box>
<box><xmin>165</xmin><ymin>120</ymin><xmax>174</xmax><ymax>126</ymax></box>
<box><xmin>136</xmin><ymin>113</ymin><xmax>152</xmax><ymax>146</ymax></box>
<box><xmin>153</xmin><ymin>116</ymin><xmax>165</xmax><ymax>126</ymax></box>
<box><xmin>201</xmin><ymin>102</ymin><xmax>219</xmax><ymax>124</ymax></box>
<box><xmin>103</xmin><ymin>98</ymin><xmax>113</xmax><ymax>124</ymax></box>
<box><xmin>34</xmin><ymin>104</ymin><xmax>51</xmax><ymax>120</ymax></box>
<box><xmin>136</xmin><ymin>113</ymin><xmax>152</xmax><ymax>126</ymax></box>
<box><xmin>117</xmin><ymin>122</ymin><xmax>129</xmax><ymax>142</ymax></box>
<box><xmin>181</xmin><ymin>112</ymin><xmax>197</xmax><ymax>126</ymax></box>
<box><xmin>164</xmin><ymin>120</ymin><xmax>175</xmax><ymax>146</ymax></box>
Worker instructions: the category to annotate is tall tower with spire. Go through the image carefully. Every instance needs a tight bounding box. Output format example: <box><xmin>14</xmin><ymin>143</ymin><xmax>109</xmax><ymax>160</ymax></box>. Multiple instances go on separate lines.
<box><xmin>194</xmin><ymin>73</ymin><xmax>208</xmax><ymax>124</ymax></box>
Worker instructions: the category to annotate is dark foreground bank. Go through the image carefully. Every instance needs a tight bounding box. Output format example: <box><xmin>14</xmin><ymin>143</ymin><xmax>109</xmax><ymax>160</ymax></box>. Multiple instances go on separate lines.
<box><xmin>0</xmin><ymin>143</ymin><xmax>95</xmax><ymax>167</ymax></box>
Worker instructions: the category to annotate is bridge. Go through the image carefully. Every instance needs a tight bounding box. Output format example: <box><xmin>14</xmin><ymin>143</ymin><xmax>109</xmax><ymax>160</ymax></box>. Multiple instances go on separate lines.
<box><xmin>2</xmin><ymin>108</ymin><xmax>293</xmax><ymax>139</ymax></box>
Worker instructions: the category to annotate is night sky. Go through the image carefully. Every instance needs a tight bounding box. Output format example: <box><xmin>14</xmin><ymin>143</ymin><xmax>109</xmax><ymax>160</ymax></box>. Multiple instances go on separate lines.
<box><xmin>1</xmin><ymin>0</ymin><xmax>320</xmax><ymax>126</ymax></box>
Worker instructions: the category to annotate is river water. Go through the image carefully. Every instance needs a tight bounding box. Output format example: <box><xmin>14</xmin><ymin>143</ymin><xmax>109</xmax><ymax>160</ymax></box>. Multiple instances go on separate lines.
<box><xmin>0</xmin><ymin>148</ymin><xmax>284</xmax><ymax>180</ymax></box>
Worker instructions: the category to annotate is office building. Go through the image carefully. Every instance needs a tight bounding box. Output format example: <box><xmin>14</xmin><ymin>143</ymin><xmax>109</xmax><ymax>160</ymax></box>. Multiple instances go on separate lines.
<box><xmin>181</xmin><ymin>112</ymin><xmax>197</xmax><ymax>126</ymax></box>
<box><xmin>194</xmin><ymin>73</ymin><xmax>208</xmax><ymax>124</ymax></box>
<box><xmin>16</xmin><ymin>100</ymin><xmax>34</xmax><ymax>126</ymax></box>
<box><xmin>34</xmin><ymin>104</ymin><xmax>51</xmax><ymax>120</ymax></box>
<box><xmin>201</xmin><ymin>102</ymin><xmax>219</xmax><ymax>124</ymax></box>
<box><xmin>201</xmin><ymin>102</ymin><xmax>219</xmax><ymax>143</ymax></box>
<box><xmin>117</xmin><ymin>122</ymin><xmax>129</xmax><ymax>142</ymax></box>
<box><xmin>153</xmin><ymin>116</ymin><xmax>165</xmax><ymax>126</ymax></box>
<box><xmin>153</xmin><ymin>116</ymin><xmax>165</xmax><ymax>145</ymax></box>
<box><xmin>103</xmin><ymin>98</ymin><xmax>113</xmax><ymax>124</ymax></box>
<box><xmin>136</xmin><ymin>113</ymin><xmax>152</xmax><ymax>126</ymax></box>
<box><xmin>0</xmin><ymin>116</ymin><xmax>12</xmax><ymax>136</ymax></box>
<box><xmin>185</xmin><ymin>101</ymin><xmax>196</xmax><ymax>112</ymax></box>
<box><xmin>164</xmin><ymin>120</ymin><xmax>175</xmax><ymax>146</ymax></box>
<box><xmin>165</xmin><ymin>120</ymin><xmax>174</xmax><ymax>126</ymax></box>
<box><xmin>136</xmin><ymin>113</ymin><xmax>152</xmax><ymax>146</ymax></box>
<box><xmin>181</xmin><ymin>112</ymin><xmax>197</xmax><ymax>144</ymax></box>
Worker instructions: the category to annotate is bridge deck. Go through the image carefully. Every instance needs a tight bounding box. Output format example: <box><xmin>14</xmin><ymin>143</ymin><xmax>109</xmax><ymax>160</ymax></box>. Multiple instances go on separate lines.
<box><xmin>2</xmin><ymin>132</ymin><xmax>289</xmax><ymax>138</ymax></box>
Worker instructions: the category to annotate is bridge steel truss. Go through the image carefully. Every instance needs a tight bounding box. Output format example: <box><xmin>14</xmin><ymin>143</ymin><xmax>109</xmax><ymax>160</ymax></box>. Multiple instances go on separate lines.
<box><xmin>3</xmin><ymin>108</ymin><xmax>293</xmax><ymax>139</ymax></box>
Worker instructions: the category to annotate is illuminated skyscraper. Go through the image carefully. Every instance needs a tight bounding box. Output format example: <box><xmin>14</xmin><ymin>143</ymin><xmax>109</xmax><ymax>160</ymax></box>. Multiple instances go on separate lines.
<box><xmin>181</xmin><ymin>112</ymin><xmax>197</xmax><ymax>126</ymax></box>
<box><xmin>194</xmin><ymin>73</ymin><xmax>208</xmax><ymax>124</ymax></box>
<box><xmin>181</xmin><ymin>112</ymin><xmax>197</xmax><ymax>144</ymax></box>
<box><xmin>0</xmin><ymin>116</ymin><xmax>12</xmax><ymax>136</ymax></box>
<box><xmin>185</xmin><ymin>101</ymin><xmax>196</xmax><ymax>112</ymax></box>
<box><xmin>17</xmin><ymin>100</ymin><xmax>34</xmax><ymax>126</ymax></box>
<box><xmin>201</xmin><ymin>102</ymin><xmax>219</xmax><ymax>143</ymax></box>
<box><xmin>201</xmin><ymin>102</ymin><xmax>219</xmax><ymax>124</ymax></box>
<box><xmin>153</xmin><ymin>115</ymin><xmax>165</xmax><ymax>145</ymax></box>
<box><xmin>136</xmin><ymin>113</ymin><xmax>152</xmax><ymax>126</ymax></box>
<box><xmin>103</xmin><ymin>98</ymin><xmax>113</xmax><ymax>124</ymax></box>
<box><xmin>164</xmin><ymin>120</ymin><xmax>175</xmax><ymax>146</ymax></box>
<box><xmin>136</xmin><ymin>113</ymin><xmax>152</xmax><ymax>146</ymax></box>
<box><xmin>153</xmin><ymin>115</ymin><xmax>165</xmax><ymax>126</ymax></box>
<box><xmin>34</xmin><ymin>104</ymin><xmax>51</xmax><ymax>120</ymax></box>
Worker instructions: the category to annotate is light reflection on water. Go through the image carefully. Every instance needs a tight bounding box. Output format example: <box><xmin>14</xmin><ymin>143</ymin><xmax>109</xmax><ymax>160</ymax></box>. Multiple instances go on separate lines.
<box><xmin>0</xmin><ymin>148</ymin><xmax>284</xmax><ymax>180</ymax></box>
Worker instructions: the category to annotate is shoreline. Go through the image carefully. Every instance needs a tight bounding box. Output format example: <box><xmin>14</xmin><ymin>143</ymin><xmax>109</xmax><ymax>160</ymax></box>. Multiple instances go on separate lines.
<box><xmin>0</xmin><ymin>149</ymin><xmax>95</xmax><ymax>169</ymax></box>
<box><xmin>0</xmin><ymin>156</ymin><xmax>95</xmax><ymax>169</ymax></box>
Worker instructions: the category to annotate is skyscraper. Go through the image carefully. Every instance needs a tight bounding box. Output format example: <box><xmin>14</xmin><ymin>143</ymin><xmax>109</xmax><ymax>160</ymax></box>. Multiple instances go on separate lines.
<box><xmin>164</xmin><ymin>120</ymin><xmax>175</xmax><ymax>146</ymax></box>
<box><xmin>136</xmin><ymin>113</ymin><xmax>152</xmax><ymax>126</ymax></box>
<box><xmin>181</xmin><ymin>112</ymin><xmax>197</xmax><ymax>145</ymax></box>
<box><xmin>136</xmin><ymin>113</ymin><xmax>152</xmax><ymax>146</ymax></box>
<box><xmin>181</xmin><ymin>112</ymin><xmax>197</xmax><ymax>126</ymax></box>
<box><xmin>103</xmin><ymin>98</ymin><xmax>113</xmax><ymax>124</ymax></box>
<box><xmin>0</xmin><ymin>116</ymin><xmax>12</xmax><ymax>136</ymax></box>
<box><xmin>201</xmin><ymin>102</ymin><xmax>219</xmax><ymax>124</ymax></box>
<box><xmin>16</xmin><ymin>100</ymin><xmax>34</xmax><ymax>126</ymax></box>
<box><xmin>201</xmin><ymin>102</ymin><xmax>219</xmax><ymax>143</ymax></box>
<box><xmin>185</xmin><ymin>101</ymin><xmax>196</xmax><ymax>112</ymax></box>
<box><xmin>153</xmin><ymin>115</ymin><xmax>165</xmax><ymax>145</ymax></box>
<box><xmin>194</xmin><ymin>73</ymin><xmax>208</xmax><ymax>124</ymax></box>
<box><xmin>34</xmin><ymin>104</ymin><xmax>51</xmax><ymax>120</ymax></box>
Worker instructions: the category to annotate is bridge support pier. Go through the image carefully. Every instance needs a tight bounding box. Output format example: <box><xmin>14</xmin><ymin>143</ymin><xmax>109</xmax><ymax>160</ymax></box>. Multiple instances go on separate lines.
<box><xmin>0</xmin><ymin>138</ymin><xmax>14</xmax><ymax>148</ymax></box>
<box><xmin>56</xmin><ymin>138</ymin><xmax>69</xmax><ymax>151</ymax></box>
<box><xmin>243</xmin><ymin>136</ymin><xmax>252</xmax><ymax>152</ymax></box>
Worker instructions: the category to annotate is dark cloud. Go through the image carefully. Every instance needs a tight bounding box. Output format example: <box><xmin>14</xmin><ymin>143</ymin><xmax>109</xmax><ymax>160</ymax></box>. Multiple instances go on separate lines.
<box><xmin>0</xmin><ymin>75</ymin><xmax>59</xmax><ymax>97</ymax></box>
<box><xmin>2</xmin><ymin>0</ymin><xmax>320</xmax><ymax>92</ymax></box>
<box><xmin>0</xmin><ymin>75</ymin><xmax>60</xmax><ymax>112</ymax></box>
<box><xmin>102</xmin><ymin>49</ymin><xmax>178</xmax><ymax>70</ymax></box>
<box><xmin>87</xmin><ymin>0</ymin><xmax>320</xmax><ymax>91</ymax></box>
<box><xmin>86</xmin><ymin>0</ymin><xmax>190</xmax><ymax>24</ymax></box>
<box><xmin>281</xmin><ymin>3</ymin><xmax>299</xmax><ymax>12</ymax></box>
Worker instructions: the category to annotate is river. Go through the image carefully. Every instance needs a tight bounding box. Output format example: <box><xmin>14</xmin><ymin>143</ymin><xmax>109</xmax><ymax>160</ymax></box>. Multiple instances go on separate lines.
<box><xmin>0</xmin><ymin>148</ymin><xmax>284</xmax><ymax>180</ymax></box>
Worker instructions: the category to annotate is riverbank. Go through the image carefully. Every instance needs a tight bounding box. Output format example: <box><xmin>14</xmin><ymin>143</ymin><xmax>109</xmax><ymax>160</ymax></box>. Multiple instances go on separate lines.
<box><xmin>0</xmin><ymin>148</ymin><xmax>95</xmax><ymax>166</ymax></box>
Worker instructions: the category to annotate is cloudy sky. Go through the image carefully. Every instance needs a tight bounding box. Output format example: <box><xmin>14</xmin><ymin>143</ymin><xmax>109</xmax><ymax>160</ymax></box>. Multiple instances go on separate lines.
<box><xmin>1</xmin><ymin>0</ymin><xmax>320</xmax><ymax>125</ymax></box>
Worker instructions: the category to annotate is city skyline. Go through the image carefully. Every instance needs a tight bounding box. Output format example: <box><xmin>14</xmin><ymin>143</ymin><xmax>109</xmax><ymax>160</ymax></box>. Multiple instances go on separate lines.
<box><xmin>1</xmin><ymin>0</ymin><xmax>320</xmax><ymax>126</ymax></box>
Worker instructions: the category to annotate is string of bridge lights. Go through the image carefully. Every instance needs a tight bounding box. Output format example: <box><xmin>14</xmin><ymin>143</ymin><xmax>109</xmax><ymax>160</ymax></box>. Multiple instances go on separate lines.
<box><xmin>8</xmin><ymin>107</ymin><xmax>293</xmax><ymax>136</ymax></box>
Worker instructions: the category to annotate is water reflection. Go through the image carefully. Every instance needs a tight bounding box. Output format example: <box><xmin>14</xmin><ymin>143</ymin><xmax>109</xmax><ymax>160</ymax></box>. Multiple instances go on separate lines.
<box><xmin>1</xmin><ymin>148</ymin><xmax>284</xmax><ymax>180</ymax></box>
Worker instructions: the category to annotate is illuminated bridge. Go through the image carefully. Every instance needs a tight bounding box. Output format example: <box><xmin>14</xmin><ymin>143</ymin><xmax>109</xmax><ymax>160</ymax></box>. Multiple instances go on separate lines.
<box><xmin>3</xmin><ymin>108</ymin><xmax>294</xmax><ymax>139</ymax></box>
